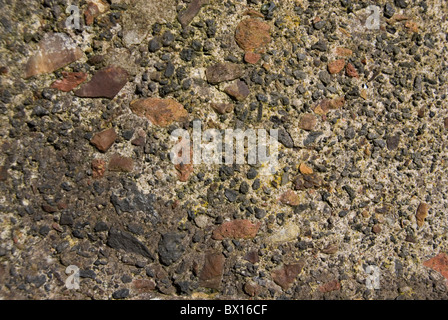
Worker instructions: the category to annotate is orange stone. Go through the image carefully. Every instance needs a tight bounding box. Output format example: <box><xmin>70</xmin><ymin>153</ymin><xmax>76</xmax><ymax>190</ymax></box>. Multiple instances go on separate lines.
<box><xmin>423</xmin><ymin>253</ymin><xmax>448</xmax><ymax>280</ymax></box>
<box><xmin>244</xmin><ymin>51</ymin><xmax>261</xmax><ymax>64</ymax></box>
<box><xmin>328</xmin><ymin>59</ymin><xmax>345</xmax><ymax>74</ymax></box>
<box><xmin>130</xmin><ymin>98</ymin><xmax>188</xmax><ymax>127</ymax></box>
<box><xmin>335</xmin><ymin>47</ymin><xmax>353</xmax><ymax>57</ymax></box>
<box><xmin>299</xmin><ymin>163</ymin><xmax>313</xmax><ymax>175</ymax></box>
<box><xmin>235</xmin><ymin>18</ymin><xmax>271</xmax><ymax>52</ymax></box>
<box><xmin>50</xmin><ymin>71</ymin><xmax>88</xmax><ymax>92</ymax></box>
<box><xmin>212</xmin><ymin>219</ymin><xmax>261</xmax><ymax>240</ymax></box>
<box><xmin>345</xmin><ymin>63</ymin><xmax>359</xmax><ymax>78</ymax></box>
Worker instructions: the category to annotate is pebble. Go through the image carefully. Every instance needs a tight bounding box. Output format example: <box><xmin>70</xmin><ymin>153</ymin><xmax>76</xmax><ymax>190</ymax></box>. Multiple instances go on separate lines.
<box><xmin>50</xmin><ymin>72</ymin><xmax>88</xmax><ymax>92</ymax></box>
<box><xmin>90</xmin><ymin>128</ymin><xmax>117</xmax><ymax>153</ymax></box>
<box><xmin>224</xmin><ymin>80</ymin><xmax>250</xmax><ymax>101</ymax></box>
<box><xmin>178</xmin><ymin>0</ymin><xmax>209</xmax><ymax>28</ymax></box>
<box><xmin>234</xmin><ymin>18</ymin><xmax>271</xmax><ymax>52</ymax></box>
<box><xmin>108</xmin><ymin>154</ymin><xmax>134</xmax><ymax>172</ymax></box>
<box><xmin>210</xmin><ymin>103</ymin><xmax>234</xmax><ymax>115</ymax></box>
<box><xmin>205</xmin><ymin>62</ymin><xmax>243</xmax><ymax>84</ymax></box>
<box><xmin>279</xmin><ymin>190</ymin><xmax>300</xmax><ymax>206</ymax></box>
<box><xmin>423</xmin><ymin>253</ymin><xmax>448</xmax><ymax>280</ymax></box>
<box><xmin>328</xmin><ymin>59</ymin><xmax>346</xmax><ymax>74</ymax></box>
<box><xmin>345</xmin><ymin>63</ymin><xmax>359</xmax><ymax>78</ymax></box>
<box><xmin>130</xmin><ymin>98</ymin><xmax>188</xmax><ymax>127</ymax></box>
<box><xmin>416</xmin><ymin>202</ymin><xmax>429</xmax><ymax>227</ymax></box>
<box><xmin>24</xmin><ymin>33</ymin><xmax>83</xmax><ymax>78</ymax></box>
<box><xmin>298</xmin><ymin>114</ymin><xmax>317</xmax><ymax>131</ymax></box>
<box><xmin>199</xmin><ymin>251</ymin><xmax>225</xmax><ymax>289</ymax></box>
<box><xmin>244</xmin><ymin>51</ymin><xmax>261</xmax><ymax>64</ymax></box>
<box><xmin>107</xmin><ymin>228</ymin><xmax>152</xmax><ymax>259</ymax></box>
<box><xmin>212</xmin><ymin>219</ymin><xmax>260</xmax><ymax>240</ymax></box>
<box><xmin>74</xmin><ymin>66</ymin><xmax>128</xmax><ymax>99</ymax></box>
<box><xmin>271</xmin><ymin>262</ymin><xmax>305</xmax><ymax>290</ymax></box>
<box><xmin>158</xmin><ymin>232</ymin><xmax>185</xmax><ymax>266</ymax></box>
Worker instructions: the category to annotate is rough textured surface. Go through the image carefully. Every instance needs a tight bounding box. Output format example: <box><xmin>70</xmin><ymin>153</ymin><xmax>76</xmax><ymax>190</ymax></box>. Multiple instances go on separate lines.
<box><xmin>1</xmin><ymin>0</ymin><xmax>448</xmax><ymax>301</ymax></box>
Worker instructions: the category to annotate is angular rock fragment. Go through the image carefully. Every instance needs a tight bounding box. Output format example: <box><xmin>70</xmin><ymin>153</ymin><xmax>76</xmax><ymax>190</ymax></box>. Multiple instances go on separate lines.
<box><xmin>199</xmin><ymin>251</ymin><xmax>225</xmax><ymax>289</ymax></box>
<box><xmin>178</xmin><ymin>0</ymin><xmax>209</xmax><ymax>28</ymax></box>
<box><xmin>212</xmin><ymin>219</ymin><xmax>260</xmax><ymax>240</ymax></box>
<box><xmin>108</xmin><ymin>154</ymin><xmax>134</xmax><ymax>172</ymax></box>
<box><xmin>24</xmin><ymin>33</ymin><xmax>83</xmax><ymax>78</ymax></box>
<box><xmin>271</xmin><ymin>262</ymin><xmax>305</xmax><ymax>290</ymax></box>
<box><xmin>328</xmin><ymin>59</ymin><xmax>345</xmax><ymax>74</ymax></box>
<box><xmin>121</xmin><ymin>0</ymin><xmax>176</xmax><ymax>47</ymax></box>
<box><xmin>107</xmin><ymin>228</ymin><xmax>152</xmax><ymax>259</ymax></box>
<box><xmin>313</xmin><ymin>97</ymin><xmax>345</xmax><ymax>116</ymax></box>
<box><xmin>244</xmin><ymin>51</ymin><xmax>261</xmax><ymax>64</ymax></box>
<box><xmin>210</xmin><ymin>103</ymin><xmax>234</xmax><ymax>115</ymax></box>
<box><xmin>423</xmin><ymin>253</ymin><xmax>448</xmax><ymax>280</ymax></box>
<box><xmin>224</xmin><ymin>80</ymin><xmax>250</xmax><ymax>101</ymax></box>
<box><xmin>298</xmin><ymin>114</ymin><xmax>317</xmax><ymax>131</ymax></box>
<box><xmin>130</xmin><ymin>98</ymin><xmax>188</xmax><ymax>127</ymax></box>
<box><xmin>158</xmin><ymin>232</ymin><xmax>185</xmax><ymax>266</ymax></box>
<box><xmin>50</xmin><ymin>71</ymin><xmax>87</xmax><ymax>92</ymax></box>
<box><xmin>84</xmin><ymin>0</ymin><xmax>109</xmax><ymax>26</ymax></box>
<box><xmin>416</xmin><ymin>202</ymin><xmax>429</xmax><ymax>227</ymax></box>
<box><xmin>205</xmin><ymin>62</ymin><xmax>243</xmax><ymax>84</ymax></box>
<box><xmin>74</xmin><ymin>66</ymin><xmax>128</xmax><ymax>99</ymax></box>
<box><xmin>90</xmin><ymin>128</ymin><xmax>117</xmax><ymax>152</ymax></box>
<box><xmin>279</xmin><ymin>190</ymin><xmax>300</xmax><ymax>206</ymax></box>
<box><xmin>235</xmin><ymin>18</ymin><xmax>271</xmax><ymax>52</ymax></box>
<box><xmin>345</xmin><ymin>63</ymin><xmax>359</xmax><ymax>78</ymax></box>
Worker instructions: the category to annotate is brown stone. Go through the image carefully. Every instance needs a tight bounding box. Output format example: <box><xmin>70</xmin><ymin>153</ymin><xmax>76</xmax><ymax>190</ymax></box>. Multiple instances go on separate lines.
<box><xmin>212</xmin><ymin>219</ymin><xmax>260</xmax><ymax>240</ymax></box>
<box><xmin>345</xmin><ymin>63</ymin><xmax>359</xmax><ymax>78</ymax></box>
<box><xmin>319</xmin><ymin>280</ymin><xmax>341</xmax><ymax>293</ymax></box>
<box><xmin>177</xmin><ymin>0</ymin><xmax>209</xmax><ymax>28</ymax></box>
<box><xmin>0</xmin><ymin>166</ymin><xmax>7</xmax><ymax>182</ymax></box>
<box><xmin>386</xmin><ymin>135</ymin><xmax>400</xmax><ymax>150</ymax></box>
<box><xmin>74</xmin><ymin>66</ymin><xmax>128</xmax><ymax>99</ymax></box>
<box><xmin>328</xmin><ymin>59</ymin><xmax>345</xmax><ymax>74</ymax></box>
<box><xmin>321</xmin><ymin>243</ymin><xmax>338</xmax><ymax>255</ymax></box>
<box><xmin>210</xmin><ymin>103</ymin><xmax>234</xmax><ymax>115</ymax></box>
<box><xmin>298</xmin><ymin>114</ymin><xmax>317</xmax><ymax>131</ymax></box>
<box><xmin>205</xmin><ymin>62</ymin><xmax>243</xmax><ymax>84</ymax></box>
<box><xmin>130</xmin><ymin>98</ymin><xmax>188</xmax><ymax>127</ymax></box>
<box><xmin>444</xmin><ymin>117</ymin><xmax>448</xmax><ymax>129</ymax></box>
<box><xmin>271</xmin><ymin>262</ymin><xmax>305</xmax><ymax>290</ymax></box>
<box><xmin>42</xmin><ymin>204</ymin><xmax>58</xmax><ymax>213</ymax></box>
<box><xmin>131</xmin><ymin>136</ymin><xmax>145</xmax><ymax>146</ymax></box>
<box><xmin>235</xmin><ymin>18</ymin><xmax>271</xmax><ymax>52</ymax></box>
<box><xmin>372</xmin><ymin>224</ymin><xmax>382</xmax><ymax>234</ymax></box>
<box><xmin>132</xmin><ymin>279</ymin><xmax>156</xmax><ymax>292</ymax></box>
<box><xmin>174</xmin><ymin>137</ymin><xmax>194</xmax><ymax>182</ymax></box>
<box><xmin>279</xmin><ymin>190</ymin><xmax>300</xmax><ymax>206</ymax></box>
<box><xmin>91</xmin><ymin>159</ymin><xmax>106</xmax><ymax>178</ymax></box>
<box><xmin>416</xmin><ymin>202</ymin><xmax>429</xmax><ymax>227</ymax></box>
<box><xmin>299</xmin><ymin>163</ymin><xmax>313</xmax><ymax>175</ymax></box>
<box><xmin>423</xmin><ymin>253</ymin><xmax>448</xmax><ymax>280</ymax></box>
<box><xmin>243</xmin><ymin>250</ymin><xmax>260</xmax><ymax>264</ymax></box>
<box><xmin>244</xmin><ymin>51</ymin><xmax>261</xmax><ymax>64</ymax></box>
<box><xmin>50</xmin><ymin>71</ymin><xmax>88</xmax><ymax>92</ymax></box>
<box><xmin>24</xmin><ymin>33</ymin><xmax>83</xmax><ymax>78</ymax></box>
<box><xmin>294</xmin><ymin>173</ymin><xmax>322</xmax><ymax>190</ymax></box>
<box><xmin>108</xmin><ymin>154</ymin><xmax>134</xmax><ymax>172</ymax></box>
<box><xmin>84</xmin><ymin>0</ymin><xmax>109</xmax><ymax>26</ymax></box>
<box><xmin>243</xmin><ymin>281</ymin><xmax>261</xmax><ymax>297</ymax></box>
<box><xmin>335</xmin><ymin>47</ymin><xmax>353</xmax><ymax>57</ymax></box>
<box><xmin>314</xmin><ymin>97</ymin><xmax>345</xmax><ymax>116</ymax></box>
<box><xmin>90</xmin><ymin>128</ymin><xmax>117</xmax><ymax>152</ymax></box>
<box><xmin>199</xmin><ymin>251</ymin><xmax>225</xmax><ymax>289</ymax></box>
<box><xmin>224</xmin><ymin>80</ymin><xmax>250</xmax><ymax>101</ymax></box>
